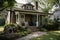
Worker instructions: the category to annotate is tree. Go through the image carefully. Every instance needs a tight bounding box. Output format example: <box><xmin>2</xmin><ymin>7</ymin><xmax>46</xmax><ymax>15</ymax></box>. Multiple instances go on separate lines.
<box><xmin>0</xmin><ymin>0</ymin><xmax>16</xmax><ymax>11</ymax></box>
<box><xmin>0</xmin><ymin>0</ymin><xmax>16</xmax><ymax>24</ymax></box>
<box><xmin>26</xmin><ymin>0</ymin><xmax>58</xmax><ymax>13</ymax></box>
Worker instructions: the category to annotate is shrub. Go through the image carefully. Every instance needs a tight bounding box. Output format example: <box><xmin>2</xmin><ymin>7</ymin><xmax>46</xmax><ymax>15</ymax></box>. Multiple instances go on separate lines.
<box><xmin>1</xmin><ymin>24</ymin><xmax>31</xmax><ymax>39</ymax></box>
<box><xmin>41</xmin><ymin>20</ymin><xmax>59</xmax><ymax>31</ymax></box>
<box><xmin>4</xmin><ymin>24</ymin><xmax>18</xmax><ymax>33</ymax></box>
<box><xmin>16</xmin><ymin>25</ymin><xmax>26</xmax><ymax>32</ymax></box>
<box><xmin>0</xmin><ymin>18</ymin><xmax>5</xmax><ymax>26</ymax></box>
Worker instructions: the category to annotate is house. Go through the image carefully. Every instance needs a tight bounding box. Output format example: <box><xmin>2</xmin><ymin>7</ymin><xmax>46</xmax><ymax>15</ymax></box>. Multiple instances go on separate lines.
<box><xmin>49</xmin><ymin>0</ymin><xmax>60</xmax><ymax>21</ymax></box>
<box><xmin>6</xmin><ymin>2</ymin><xmax>51</xmax><ymax>28</ymax></box>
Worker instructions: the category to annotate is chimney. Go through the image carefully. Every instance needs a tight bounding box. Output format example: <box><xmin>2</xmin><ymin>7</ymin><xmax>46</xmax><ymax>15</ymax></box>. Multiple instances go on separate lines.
<box><xmin>35</xmin><ymin>1</ymin><xmax>38</xmax><ymax>10</ymax></box>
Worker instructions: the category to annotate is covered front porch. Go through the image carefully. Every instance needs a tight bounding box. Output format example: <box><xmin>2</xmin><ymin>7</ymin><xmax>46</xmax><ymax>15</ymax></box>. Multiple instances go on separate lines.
<box><xmin>7</xmin><ymin>10</ymin><xmax>50</xmax><ymax>28</ymax></box>
<box><xmin>15</xmin><ymin>10</ymin><xmax>47</xmax><ymax>28</ymax></box>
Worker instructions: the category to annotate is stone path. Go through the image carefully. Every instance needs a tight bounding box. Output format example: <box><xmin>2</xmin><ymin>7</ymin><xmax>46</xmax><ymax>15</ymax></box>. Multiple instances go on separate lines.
<box><xmin>16</xmin><ymin>31</ymin><xmax>46</xmax><ymax>40</ymax></box>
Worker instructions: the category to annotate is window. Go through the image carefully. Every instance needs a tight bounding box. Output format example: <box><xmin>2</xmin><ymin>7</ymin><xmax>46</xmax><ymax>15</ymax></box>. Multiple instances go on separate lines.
<box><xmin>16</xmin><ymin>14</ymin><xmax>18</xmax><ymax>22</ymax></box>
<box><xmin>23</xmin><ymin>5</ymin><xmax>33</xmax><ymax>10</ymax></box>
<box><xmin>59</xmin><ymin>0</ymin><xmax>60</xmax><ymax>3</ymax></box>
<box><xmin>28</xmin><ymin>6</ymin><xmax>30</xmax><ymax>10</ymax></box>
<box><xmin>21</xmin><ymin>15</ymin><xmax>24</xmax><ymax>18</ymax></box>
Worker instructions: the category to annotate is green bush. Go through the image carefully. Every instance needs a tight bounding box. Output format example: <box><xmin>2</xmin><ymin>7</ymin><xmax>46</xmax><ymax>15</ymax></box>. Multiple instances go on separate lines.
<box><xmin>0</xmin><ymin>18</ymin><xmax>5</xmax><ymax>26</ymax></box>
<box><xmin>0</xmin><ymin>24</ymin><xmax>31</xmax><ymax>40</ymax></box>
<box><xmin>41</xmin><ymin>20</ymin><xmax>59</xmax><ymax>31</ymax></box>
<box><xmin>4</xmin><ymin>24</ymin><xmax>31</xmax><ymax>33</ymax></box>
<box><xmin>4</xmin><ymin>24</ymin><xmax>17</xmax><ymax>32</ymax></box>
<box><xmin>16</xmin><ymin>25</ymin><xmax>26</xmax><ymax>32</ymax></box>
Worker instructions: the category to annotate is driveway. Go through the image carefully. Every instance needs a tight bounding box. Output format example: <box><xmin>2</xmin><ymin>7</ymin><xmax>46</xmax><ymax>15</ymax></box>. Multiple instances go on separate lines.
<box><xmin>16</xmin><ymin>31</ymin><xmax>46</xmax><ymax>40</ymax></box>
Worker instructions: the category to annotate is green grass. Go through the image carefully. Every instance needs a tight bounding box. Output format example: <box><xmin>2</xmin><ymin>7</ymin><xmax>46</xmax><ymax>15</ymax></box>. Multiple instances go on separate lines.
<box><xmin>31</xmin><ymin>31</ymin><xmax>60</xmax><ymax>40</ymax></box>
<box><xmin>0</xmin><ymin>27</ymin><xmax>4</xmax><ymax>32</ymax></box>
<box><xmin>0</xmin><ymin>26</ymin><xmax>4</xmax><ymax>35</ymax></box>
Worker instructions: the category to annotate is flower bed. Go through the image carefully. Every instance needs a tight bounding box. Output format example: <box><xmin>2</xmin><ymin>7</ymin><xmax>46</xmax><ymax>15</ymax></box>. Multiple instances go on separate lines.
<box><xmin>0</xmin><ymin>24</ymin><xmax>31</xmax><ymax>40</ymax></box>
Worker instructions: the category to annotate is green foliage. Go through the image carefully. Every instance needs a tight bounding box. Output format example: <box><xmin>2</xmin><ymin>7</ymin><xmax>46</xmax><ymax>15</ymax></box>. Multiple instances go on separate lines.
<box><xmin>16</xmin><ymin>25</ymin><xmax>31</xmax><ymax>34</ymax></box>
<box><xmin>4</xmin><ymin>24</ymin><xmax>31</xmax><ymax>33</ymax></box>
<box><xmin>41</xmin><ymin>20</ymin><xmax>59</xmax><ymax>31</ymax></box>
<box><xmin>39</xmin><ymin>0</ymin><xmax>56</xmax><ymax>12</ymax></box>
<box><xmin>4</xmin><ymin>24</ymin><xmax>17</xmax><ymax>30</ymax></box>
<box><xmin>0</xmin><ymin>0</ymin><xmax>16</xmax><ymax>8</ymax></box>
<box><xmin>26</xmin><ymin>0</ymin><xmax>57</xmax><ymax>12</ymax></box>
<box><xmin>2</xmin><ymin>24</ymin><xmax>31</xmax><ymax>39</ymax></box>
<box><xmin>0</xmin><ymin>18</ymin><xmax>5</xmax><ymax>26</ymax></box>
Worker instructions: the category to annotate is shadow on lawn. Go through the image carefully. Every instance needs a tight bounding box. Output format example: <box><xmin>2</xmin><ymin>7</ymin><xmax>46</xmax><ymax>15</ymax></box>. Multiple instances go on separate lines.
<box><xmin>31</xmin><ymin>31</ymin><xmax>60</xmax><ymax>40</ymax></box>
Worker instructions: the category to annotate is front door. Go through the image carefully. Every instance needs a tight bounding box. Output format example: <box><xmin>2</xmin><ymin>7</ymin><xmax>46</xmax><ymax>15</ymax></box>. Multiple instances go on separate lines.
<box><xmin>25</xmin><ymin>14</ymin><xmax>36</xmax><ymax>26</ymax></box>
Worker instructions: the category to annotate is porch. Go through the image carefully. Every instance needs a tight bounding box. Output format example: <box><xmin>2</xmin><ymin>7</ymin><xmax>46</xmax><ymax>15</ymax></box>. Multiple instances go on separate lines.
<box><xmin>7</xmin><ymin>10</ymin><xmax>50</xmax><ymax>28</ymax></box>
<box><xmin>15</xmin><ymin>12</ymin><xmax>46</xmax><ymax>28</ymax></box>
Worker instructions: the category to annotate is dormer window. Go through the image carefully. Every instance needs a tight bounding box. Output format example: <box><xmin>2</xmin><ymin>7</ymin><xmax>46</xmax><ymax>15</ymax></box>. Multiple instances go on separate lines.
<box><xmin>22</xmin><ymin>3</ymin><xmax>34</xmax><ymax>10</ymax></box>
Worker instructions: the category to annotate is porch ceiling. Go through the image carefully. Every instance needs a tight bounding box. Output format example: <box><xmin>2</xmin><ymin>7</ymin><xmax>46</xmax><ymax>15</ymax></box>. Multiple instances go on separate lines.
<box><xmin>14</xmin><ymin>10</ymin><xmax>52</xmax><ymax>15</ymax></box>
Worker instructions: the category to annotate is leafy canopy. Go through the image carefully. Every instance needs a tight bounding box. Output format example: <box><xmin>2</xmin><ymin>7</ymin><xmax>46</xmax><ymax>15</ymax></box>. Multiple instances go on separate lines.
<box><xmin>26</xmin><ymin>0</ymin><xmax>58</xmax><ymax>12</ymax></box>
<box><xmin>0</xmin><ymin>0</ymin><xmax>16</xmax><ymax>8</ymax></box>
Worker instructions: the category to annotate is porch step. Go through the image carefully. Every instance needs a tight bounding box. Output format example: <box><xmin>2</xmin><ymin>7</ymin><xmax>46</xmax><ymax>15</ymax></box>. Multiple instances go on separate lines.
<box><xmin>28</xmin><ymin>26</ymin><xmax>39</xmax><ymax>32</ymax></box>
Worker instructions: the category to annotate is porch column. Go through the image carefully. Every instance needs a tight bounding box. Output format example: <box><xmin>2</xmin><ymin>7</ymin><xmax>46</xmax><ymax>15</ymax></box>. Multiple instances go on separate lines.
<box><xmin>18</xmin><ymin>13</ymin><xmax>21</xmax><ymax>26</ymax></box>
<box><xmin>10</xmin><ymin>10</ymin><xmax>13</xmax><ymax>24</ymax></box>
<box><xmin>17</xmin><ymin>13</ymin><xmax>20</xmax><ymax>25</ymax></box>
<box><xmin>36</xmin><ymin>14</ymin><xmax>38</xmax><ymax>27</ymax></box>
<box><xmin>6</xmin><ymin>11</ymin><xmax>10</xmax><ymax>24</ymax></box>
<box><xmin>7</xmin><ymin>10</ymin><xmax>13</xmax><ymax>24</ymax></box>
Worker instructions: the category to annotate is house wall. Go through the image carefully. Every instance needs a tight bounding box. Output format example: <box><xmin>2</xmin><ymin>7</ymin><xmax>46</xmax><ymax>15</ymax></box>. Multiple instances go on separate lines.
<box><xmin>54</xmin><ymin>11</ymin><xmax>60</xmax><ymax>19</ymax></box>
<box><xmin>42</xmin><ymin>16</ymin><xmax>46</xmax><ymax>25</ymax></box>
<box><xmin>50</xmin><ymin>11</ymin><xmax>60</xmax><ymax>21</ymax></box>
<box><xmin>15</xmin><ymin>12</ymin><xmax>26</xmax><ymax>27</ymax></box>
<box><xmin>15</xmin><ymin>12</ymin><xmax>21</xmax><ymax>25</ymax></box>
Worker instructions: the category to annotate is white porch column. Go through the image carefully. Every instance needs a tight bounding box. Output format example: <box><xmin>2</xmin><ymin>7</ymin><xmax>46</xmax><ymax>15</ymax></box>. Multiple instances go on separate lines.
<box><xmin>6</xmin><ymin>11</ymin><xmax>10</xmax><ymax>24</ymax></box>
<box><xmin>18</xmin><ymin>13</ymin><xmax>21</xmax><ymax>26</ymax></box>
<box><xmin>18</xmin><ymin>13</ymin><xmax>20</xmax><ymax>24</ymax></box>
<box><xmin>36</xmin><ymin>14</ymin><xmax>38</xmax><ymax>27</ymax></box>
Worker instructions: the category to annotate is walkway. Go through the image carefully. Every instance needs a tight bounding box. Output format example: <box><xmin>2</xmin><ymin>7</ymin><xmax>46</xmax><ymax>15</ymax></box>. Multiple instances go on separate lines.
<box><xmin>16</xmin><ymin>31</ymin><xmax>46</xmax><ymax>40</ymax></box>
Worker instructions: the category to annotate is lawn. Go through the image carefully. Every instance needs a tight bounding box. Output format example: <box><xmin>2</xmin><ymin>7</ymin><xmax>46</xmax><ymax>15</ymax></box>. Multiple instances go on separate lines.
<box><xmin>0</xmin><ymin>26</ymin><xmax>4</xmax><ymax>35</ymax></box>
<box><xmin>31</xmin><ymin>31</ymin><xmax>60</xmax><ymax>40</ymax></box>
<box><xmin>0</xmin><ymin>27</ymin><xmax>4</xmax><ymax>32</ymax></box>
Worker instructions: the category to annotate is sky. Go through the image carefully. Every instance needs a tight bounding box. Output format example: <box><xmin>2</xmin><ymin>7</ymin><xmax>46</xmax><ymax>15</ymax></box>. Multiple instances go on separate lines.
<box><xmin>15</xmin><ymin>0</ymin><xmax>27</xmax><ymax>3</ymax></box>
